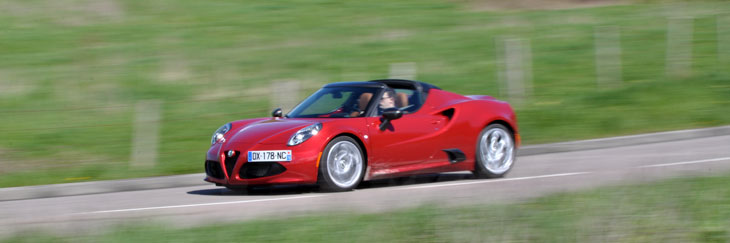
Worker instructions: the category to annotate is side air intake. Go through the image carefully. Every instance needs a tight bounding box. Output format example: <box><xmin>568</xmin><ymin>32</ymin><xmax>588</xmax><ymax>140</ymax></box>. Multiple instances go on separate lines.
<box><xmin>442</xmin><ymin>148</ymin><xmax>466</xmax><ymax>163</ymax></box>
<box><xmin>441</xmin><ymin>108</ymin><xmax>455</xmax><ymax>120</ymax></box>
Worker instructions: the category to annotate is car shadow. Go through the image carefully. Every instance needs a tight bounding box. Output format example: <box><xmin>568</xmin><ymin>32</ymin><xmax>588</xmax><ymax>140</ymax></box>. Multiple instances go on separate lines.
<box><xmin>187</xmin><ymin>184</ymin><xmax>319</xmax><ymax>196</ymax></box>
<box><xmin>187</xmin><ymin>172</ymin><xmax>476</xmax><ymax>196</ymax></box>
<box><xmin>359</xmin><ymin>172</ymin><xmax>475</xmax><ymax>190</ymax></box>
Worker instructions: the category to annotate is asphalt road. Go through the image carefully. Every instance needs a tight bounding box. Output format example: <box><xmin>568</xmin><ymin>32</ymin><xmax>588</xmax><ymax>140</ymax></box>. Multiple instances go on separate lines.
<box><xmin>2</xmin><ymin>135</ymin><xmax>730</xmax><ymax>237</ymax></box>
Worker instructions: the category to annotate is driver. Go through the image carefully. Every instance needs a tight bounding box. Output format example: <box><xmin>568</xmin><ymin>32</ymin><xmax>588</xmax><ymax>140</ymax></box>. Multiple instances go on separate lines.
<box><xmin>378</xmin><ymin>89</ymin><xmax>396</xmax><ymax>114</ymax></box>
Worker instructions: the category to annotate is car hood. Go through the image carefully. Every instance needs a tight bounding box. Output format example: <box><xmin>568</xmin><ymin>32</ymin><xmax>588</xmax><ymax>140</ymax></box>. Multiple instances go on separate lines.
<box><xmin>227</xmin><ymin>118</ymin><xmax>319</xmax><ymax>145</ymax></box>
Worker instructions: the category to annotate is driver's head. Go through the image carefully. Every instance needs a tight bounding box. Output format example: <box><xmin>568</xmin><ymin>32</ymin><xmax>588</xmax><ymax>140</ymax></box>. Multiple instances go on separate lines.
<box><xmin>379</xmin><ymin>89</ymin><xmax>396</xmax><ymax>110</ymax></box>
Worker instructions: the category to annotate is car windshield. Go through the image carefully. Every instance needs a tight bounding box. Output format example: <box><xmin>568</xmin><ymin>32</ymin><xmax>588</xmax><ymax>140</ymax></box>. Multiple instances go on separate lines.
<box><xmin>287</xmin><ymin>86</ymin><xmax>379</xmax><ymax>118</ymax></box>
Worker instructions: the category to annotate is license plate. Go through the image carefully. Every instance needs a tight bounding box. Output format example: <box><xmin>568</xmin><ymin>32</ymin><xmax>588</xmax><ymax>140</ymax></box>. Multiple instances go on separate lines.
<box><xmin>247</xmin><ymin>150</ymin><xmax>292</xmax><ymax>162</ymax></box>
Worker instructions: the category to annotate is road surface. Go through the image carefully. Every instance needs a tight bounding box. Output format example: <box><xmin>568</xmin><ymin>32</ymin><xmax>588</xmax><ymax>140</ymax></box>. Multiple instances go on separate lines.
<box><xmin>1</xmin><ymin>135</ymin><xmax>729</xmax><ymax>237</ymax></box>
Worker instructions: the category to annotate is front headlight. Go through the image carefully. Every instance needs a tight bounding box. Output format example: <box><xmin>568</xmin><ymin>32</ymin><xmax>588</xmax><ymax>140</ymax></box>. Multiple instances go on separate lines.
<box><xmin>287</xmin><ymin>123</ymin><xmax>322</xmax><ymax>146</ymax></box>
<box><xmin>211</xmin><ymin>123</ymin><xmax>232</xmax><ymax>145</ymax></box>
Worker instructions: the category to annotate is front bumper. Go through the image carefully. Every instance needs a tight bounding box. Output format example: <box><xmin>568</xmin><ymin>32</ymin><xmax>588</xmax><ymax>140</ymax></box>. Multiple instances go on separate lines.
<box><xmin>204</xmin><ymin>142</ymin><xmax>321</xmax><ymax>186</ymax></box>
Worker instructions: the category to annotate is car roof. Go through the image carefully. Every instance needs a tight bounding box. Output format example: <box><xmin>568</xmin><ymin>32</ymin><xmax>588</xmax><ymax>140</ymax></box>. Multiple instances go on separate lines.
<box><xmin>323</xmin><ymin>79</ymin><xmax>441</xmax><ymax>93</ymax></box>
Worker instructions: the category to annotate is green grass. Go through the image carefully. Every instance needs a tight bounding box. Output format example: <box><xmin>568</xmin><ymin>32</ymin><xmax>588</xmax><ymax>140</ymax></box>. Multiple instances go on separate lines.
<box><xmin>1</xmin><ymin>0</ymin><xmax>730</xmax><ymax>187</ymax></box>
<box><xmin>5</xmin><ymin>172</ymin><xmax>730</xmax><ymax>242</ymax></box>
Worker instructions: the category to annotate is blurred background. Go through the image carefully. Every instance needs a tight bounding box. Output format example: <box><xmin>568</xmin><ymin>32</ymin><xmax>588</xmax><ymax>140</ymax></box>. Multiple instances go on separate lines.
<box><xmin>0</xmin><ymin>0</ymin><xmax>729</xmax><ymax>188</ymax></box>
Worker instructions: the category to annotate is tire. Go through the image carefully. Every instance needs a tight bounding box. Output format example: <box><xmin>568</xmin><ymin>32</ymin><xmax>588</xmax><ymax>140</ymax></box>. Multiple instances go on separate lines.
<box><xmin>473</xmin><ymin>124</ymin><xmax>516</xmax><ymax>178</ymax></box>
<box><xmin>317</xmin><ymin>136</ymin><xmax>365</xmax><ymax>192</ymax></box>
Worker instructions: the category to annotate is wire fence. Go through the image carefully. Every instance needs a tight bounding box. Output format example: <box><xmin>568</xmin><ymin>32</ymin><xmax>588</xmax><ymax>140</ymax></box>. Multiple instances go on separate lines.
<box><xmin>1</xmin><ymin>13</ymin><xmax>728</xmax><ymax>175</ymax></box>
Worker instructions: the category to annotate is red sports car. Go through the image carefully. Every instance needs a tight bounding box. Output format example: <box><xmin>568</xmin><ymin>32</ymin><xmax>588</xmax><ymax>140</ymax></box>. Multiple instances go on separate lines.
<box><xmin>205</xmin><ymin>79</ymin><xmax>519</xmax><ymax>192</ymax></box>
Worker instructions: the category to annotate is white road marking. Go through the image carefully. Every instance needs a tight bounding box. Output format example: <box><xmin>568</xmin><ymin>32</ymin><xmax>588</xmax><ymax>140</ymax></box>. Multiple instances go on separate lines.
<box><xmin>393</xmin><ymin>172</ymin><xmax>591</xmax><ymax>190</ymax></box>
<box><xmin>80</xmin><ymin>195</ymin><xmax>323</xmax><ymax>214</ymax></box>
<box><xmin>637</xmin><ymin>156</ymin><xmax>730</xmax><ymax>168</ymax></box>
<box><xmin>555</xmin><ymin>126</ymin><xmax>725</xmax><ymax>143</ymax></box>
<box><xmin>73</xmin><ymin>157</ymin><xmax>730</xmax><ymax>215</ymax></box>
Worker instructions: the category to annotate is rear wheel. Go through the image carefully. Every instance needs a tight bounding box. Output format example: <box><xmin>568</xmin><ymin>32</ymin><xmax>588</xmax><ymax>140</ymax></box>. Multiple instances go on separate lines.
<box><xmin>318</xmin><ymin>136</ymin><xmax>365</xmax><ymax>192</ymax></box>
<box><xmin>473</xmin><ymin>124</ymin><xmax>515</xmax><ymax>178</ymax></box>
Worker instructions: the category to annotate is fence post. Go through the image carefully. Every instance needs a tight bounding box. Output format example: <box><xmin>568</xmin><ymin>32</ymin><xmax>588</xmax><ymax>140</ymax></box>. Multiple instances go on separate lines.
<box><xmin>666</xmin><ymin>17</ymin><xmax>693</xmax><ymax>78</ymax></box>
<box><xmin>130</xmin><ymin>100</ymin><xmax>161</xmax><ymax>168</ymax></box>
<box><xmin>501</xmin><ymin>38</ymin><xmax>532</xmax><ymax>106</ymax></box>
<box><xmin>271</xmin><ymin>80</ymin><xmax>301</xmax><ymax>114</ymax></box>
<box><xmin>594</xmin><ymin>25</ymin><xmax>623</xmax><ymax>89</ymax></box>
<box><xmin>389</xmin><ymin>62</ymin><xmax>417</xmax><ymax>80</ymax></box>
<box><xmin>719</xmin><ymin>15</ymin><xmax>730</xmax><ymax>70</ymax></box>
<box><xmin>495</xmin><ymin>36</ymin><xmax>506</xmax><ymax>98</ymax></box>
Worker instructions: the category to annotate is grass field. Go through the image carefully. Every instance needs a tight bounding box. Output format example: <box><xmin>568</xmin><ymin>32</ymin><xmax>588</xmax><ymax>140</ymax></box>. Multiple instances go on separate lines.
<box><xmin>1</xmin><ymin>0</ymin><xmax>729</xmax><ymax>187</ymax></box>
<box><xmin>4</xmin><ymin>172</ymin><xmax>730</xmax><ymax>242</ymax></box>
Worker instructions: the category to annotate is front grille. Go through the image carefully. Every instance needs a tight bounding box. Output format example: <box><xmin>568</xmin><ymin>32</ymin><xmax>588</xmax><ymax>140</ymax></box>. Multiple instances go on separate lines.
<box><xmin>224</xmin><ymin>151</ymin><xmax>240</xmax><ymax>178</ymax></box>
<box><xmin>239</xmin><ymin>162</ymin><xmax>287</xmax><ymax>179</ymax></box>
<box><xmin>205</xmin><ymin>160</ymin><xmax>224</xmax><ymax>179</ymax></box>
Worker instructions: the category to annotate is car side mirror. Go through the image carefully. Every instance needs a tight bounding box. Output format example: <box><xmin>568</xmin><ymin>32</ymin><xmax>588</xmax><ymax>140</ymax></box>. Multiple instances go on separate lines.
<box><xmin>379</xmin><ymin>108</ymin><xmax>403</xmax><ymax>131</ymax></box>
<box><xmin>272</xmin><ymin>108</ymin><xmax>283</xmax><ymax>118</ymax></box>
<box><xmin>383</xmin><ymin>108</ymin><xmax>403</xmax><ymax>120</ymax></box>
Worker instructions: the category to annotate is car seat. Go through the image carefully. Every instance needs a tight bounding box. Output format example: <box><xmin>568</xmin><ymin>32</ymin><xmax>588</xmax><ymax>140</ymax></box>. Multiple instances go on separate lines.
<box><xmin>350</xmin><ymin>93</ymin><xmax>372</xmax><ymax>117</ymax></box>
<box><xmin>395</xmin><ymin>92</ymin><xmax>409</xmax><ymax>108</ymax></box>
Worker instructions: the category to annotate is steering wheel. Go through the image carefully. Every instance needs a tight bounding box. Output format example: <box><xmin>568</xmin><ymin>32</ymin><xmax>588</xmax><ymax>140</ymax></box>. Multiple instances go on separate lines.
<box><xmin>398</xmin><ymin>104</ymin><xmax>414</xmax><ymax>112</ymax></box>
<box><xmin>317</xmin><ymin>105</ymin><xmax>353</xmax><ymax>118</ymax></box>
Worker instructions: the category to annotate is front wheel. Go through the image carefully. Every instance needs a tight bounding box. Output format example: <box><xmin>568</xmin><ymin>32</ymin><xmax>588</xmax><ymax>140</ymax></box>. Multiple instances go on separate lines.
<box><xmin>317</xmin><ymin>136</ymin><xmax>365</xmax><ymax>192</ymax></box>
<box><xmin>473</xmin><ymin>124</ymin><xmax>516</xmax><ymax>178</ymax></box>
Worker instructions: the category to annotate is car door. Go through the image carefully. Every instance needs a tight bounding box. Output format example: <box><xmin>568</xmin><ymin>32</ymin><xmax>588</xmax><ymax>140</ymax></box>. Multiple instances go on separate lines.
<box><xmin>365</xmin><ymin>111</ymin><xmax>446</xmax><ymax>174</ymax></box>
